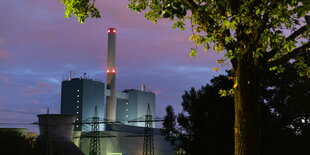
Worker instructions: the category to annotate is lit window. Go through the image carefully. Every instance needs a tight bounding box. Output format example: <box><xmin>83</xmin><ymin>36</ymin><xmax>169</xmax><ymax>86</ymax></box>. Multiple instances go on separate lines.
<box><xmin>77</xmin><ymin>118</ymin><xmax>79</xmax><ymax>121</ymax></box>
<box><xmin>77</xmin><ymin>95</ymin><xmax>79</xmax><ymax>97</ymax></box>
<box><xmin>126</xmin><ymin>115</ymin><xmax>128</xmax><ymax>117</ymax></box>
<box><xmin>77</xmin><ymin>106</ymin><xmax>79</xmax><ymax>108</ymax></box>
<box><xmin>77</xmin><ymin>90</ymin><xmax>80</xmax><ymax>92</ymax></box>
<box><xmin>126</xmin><ymin>109</ymin><xmax>128</xmax><ymax>111</ymax></box>
<box><xmin>126</xmin><ymin>102</ymin><xmax>128</xmax><ymax>105</ymax></box>
<box><xmin>77</xmin><ymin>101</ymin><xmax>79</xmax><ymax>103</ymax></box>
<box><xmin>77</xmin><ymin>112</ymin><xmax>79</xmax><ymax>114</ymax></box>
<box><xmin>76</xmin><ymin>125</ymin><xmax>79</xmax><ymax>127</ymax></box>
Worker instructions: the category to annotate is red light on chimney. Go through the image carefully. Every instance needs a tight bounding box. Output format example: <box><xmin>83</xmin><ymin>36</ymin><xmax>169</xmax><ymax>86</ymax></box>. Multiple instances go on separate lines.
<box><xmin>108</xmin><ymin>29</ymin><xmax>111</xmax><ymax>33</ymax></box>
<box><xmin>107</xmin><ymin>68</ymin><xmax>110</xmax><ymax>73</ymax></box>
<box><xmin>112</xmin><ymin>68</ymin><xmax>116</xmax><ymax>73</ymax></box>
<box><xmin>113</xmin><ymin>29</ymin><xmax>116</xmax><ymax>33</ymax></box>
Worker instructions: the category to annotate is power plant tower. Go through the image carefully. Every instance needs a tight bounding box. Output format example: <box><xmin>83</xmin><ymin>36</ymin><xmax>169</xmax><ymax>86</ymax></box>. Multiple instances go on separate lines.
<box><xmin>106</xmin><ymin>27</ymin><xmax>117</xmax><ymax>122</ymax></box>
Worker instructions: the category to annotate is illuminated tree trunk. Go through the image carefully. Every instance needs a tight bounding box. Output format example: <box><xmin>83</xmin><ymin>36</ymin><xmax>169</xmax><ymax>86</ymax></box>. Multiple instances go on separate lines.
<box><xmin>234</xmin><ymin>55</ymin><xmax>261</xmax><ymax>155</ymax></box>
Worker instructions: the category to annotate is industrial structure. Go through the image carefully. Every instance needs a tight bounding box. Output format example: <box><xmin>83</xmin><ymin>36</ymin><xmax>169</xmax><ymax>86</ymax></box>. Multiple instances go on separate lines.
<box><xmin>61</xmin><ymin>77</ymin><xmax>105</xmax><ymax>131</ymax></box>
<box><xmin>117</xmin><ymin>88</ymin><xmax>155</xmax><ymax>127</ymax></box>
<box><xmin>106</xmin><ymin>27</ymin><xmax>117</xmax><ymax>122</ymax></box>
<box><xmin>60</xmin><ymin>27</ymin><xmax>173</xmax><ymax>155</ymax></box>
<box><xmin>127</xmin><ymin>104</ymin><xmax>164</xmax><ymax>155</ymax></box>
<box><xmin>37</xmin><ymin>114</ymin><xmax>84</xmax><ymax>155</ymax></box>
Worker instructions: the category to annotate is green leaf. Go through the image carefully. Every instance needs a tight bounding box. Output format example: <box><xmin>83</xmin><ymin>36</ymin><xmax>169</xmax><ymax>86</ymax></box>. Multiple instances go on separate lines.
<box><xmin>190</xmin><ymin>48</ymin><xmax>197</xmax><ymax>58</ymax></box>
<box><xmin>256</xmin><ymin>8</ymin><xmax>260</xmax><ymax>15</ymax></box>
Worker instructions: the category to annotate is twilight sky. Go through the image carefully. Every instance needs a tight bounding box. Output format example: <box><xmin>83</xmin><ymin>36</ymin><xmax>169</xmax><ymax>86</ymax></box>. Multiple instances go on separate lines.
<box><xmin>0</xmin><ymin>0</ymin><xmax>229</xmax><ymax>132</ymax></box>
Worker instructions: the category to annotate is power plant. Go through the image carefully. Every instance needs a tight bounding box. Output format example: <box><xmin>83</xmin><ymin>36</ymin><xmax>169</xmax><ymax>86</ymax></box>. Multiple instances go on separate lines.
<box><xmin>59</xmin><ymin>28</ymin><xmax>173</xmax><ymax>155</ymax></box>
<box><xmin>0</xmin><ymin>27</ymin><xmax>174</xmax><ymax>155</ymax></box>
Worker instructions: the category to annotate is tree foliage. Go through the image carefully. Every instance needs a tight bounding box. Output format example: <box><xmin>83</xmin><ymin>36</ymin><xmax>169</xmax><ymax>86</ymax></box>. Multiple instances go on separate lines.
<box><xmin>0</xmin><ymin>131</ymin><xmax>38</xmax><ymax>155</ymax></box>
<box><xmin>163</xmin><ymin>66</ymin><xmax>310</xmax><ymax>154</ymax></box>
<box><xmin>0</xmin><ymin>131</ymin><xmax>66</xmax><ymax>155</ymax></box>
<box><xmin>162</xmin><ymin>71</ymin><xmax>234</xmax><ymax>155</ymax></box>
<box><xmin>261</xmin><ymin>51</ymin><xmax>310</xmax><ymax>155</ymax></box>
<box><xmin>62</xmin><ymin>0</ymin><xmax>100</xmax><ymax>23</ymax></box>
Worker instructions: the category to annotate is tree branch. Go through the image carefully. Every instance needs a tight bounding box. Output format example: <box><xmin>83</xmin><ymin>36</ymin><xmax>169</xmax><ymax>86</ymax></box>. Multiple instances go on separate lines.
<box><xmin>265</xmin><ymin>25</ymin><xmax>309</xmax><ymax>62</ymax></box>
<box><xmin>268</xmin><ymin>42</ymin><xmax>310</xmax><ymax>68</ymax></box>
<box><xmin>254</xmin><ymin>1</ymin><xmax>276</xmax><ymax>39</ymax></box>
<box><xmin>287</xmin><ymin>25</ymin><xmax>308</xmax><ymax>41</ymax></box>
<box><xmin>185</xmin><ymin>0</ymin><xmax>198</xmax><ymax>10</ymax></box>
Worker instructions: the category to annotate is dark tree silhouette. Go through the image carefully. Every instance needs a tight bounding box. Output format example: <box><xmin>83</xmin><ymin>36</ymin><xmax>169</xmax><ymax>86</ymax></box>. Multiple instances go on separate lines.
<box><xmin>163</xmin><ymin>61</ymin><xmax>310</xmax><ymax>154</ymax></box>
<box><xmin>162</xmin><ymin>71</ymin><xmax>234</xmax><ymax>155</ymax></box>
<box><xmin>261</xmin><ymin>52</ymin><xmax>310</xmax><ymax>155</ymax></box>
<box><xmin>0</xmin><ymin>131</ymin><xmax>38</xmax><ymax>155</ymax></box>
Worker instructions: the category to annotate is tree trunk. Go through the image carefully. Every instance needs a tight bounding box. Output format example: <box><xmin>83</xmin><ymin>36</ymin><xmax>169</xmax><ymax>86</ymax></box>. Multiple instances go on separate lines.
<box><xmin>234</xmin><ymin>56</ymin><xmax>261</xmax><ymax>155</ymax></box>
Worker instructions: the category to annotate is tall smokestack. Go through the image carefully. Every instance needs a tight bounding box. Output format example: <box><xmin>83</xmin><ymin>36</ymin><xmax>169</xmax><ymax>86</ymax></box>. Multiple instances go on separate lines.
<box><xmin>106</xmin><ymin>27</ymin><xmax>117</xmax><ymax>121</ymax></box>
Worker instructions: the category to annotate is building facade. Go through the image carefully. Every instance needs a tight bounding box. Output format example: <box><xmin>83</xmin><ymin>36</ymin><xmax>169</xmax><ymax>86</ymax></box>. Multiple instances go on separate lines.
<box><xmin>80</xmin><ymin>124</ymin><xmax>173</xmax><ymax>155</ymax></box>
<box><xmin>61</xmin><ymin>78</ymin><xmax>105</xmax><ymax>131</ymax></box>
<box><xmin>116</xmin><ymin>89</ymin><xmax>155</xmax><ymax>127</ymax></box>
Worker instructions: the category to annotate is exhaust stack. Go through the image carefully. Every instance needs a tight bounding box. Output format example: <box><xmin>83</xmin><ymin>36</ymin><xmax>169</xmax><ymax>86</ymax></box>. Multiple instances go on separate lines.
<box><xmin>106</xmin><ymin>27</ymin><xmax>117</xmax><ymax>121</ymax></box>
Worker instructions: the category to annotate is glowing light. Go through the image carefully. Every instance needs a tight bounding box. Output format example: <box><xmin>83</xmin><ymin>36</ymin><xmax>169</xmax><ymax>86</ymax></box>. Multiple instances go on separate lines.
<box><xmin>112</xmin><ymin>68</ymin><xmax>116</xmax><ymax>73</ymax></box>
<box><xmin>107</xmin><ymin>68</ymin><xmax>110</xmax><ymax>73</ymax></box>
<box><xmin>108</xmin><ymin>29</ymin><xmax>111</xmax><ymax>33</ymax></box>
<box><xmin>113</xmin><ymin>29</ymin><xmax>116</xmax><ymax>33</ymax></box>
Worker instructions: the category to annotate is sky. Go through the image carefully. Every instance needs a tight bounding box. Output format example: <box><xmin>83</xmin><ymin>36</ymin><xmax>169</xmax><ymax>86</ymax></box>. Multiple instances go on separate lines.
<box><xmin>0</xmin><ymin>0</ymin><xmax>229</xmax><ymax>132</ymax></box>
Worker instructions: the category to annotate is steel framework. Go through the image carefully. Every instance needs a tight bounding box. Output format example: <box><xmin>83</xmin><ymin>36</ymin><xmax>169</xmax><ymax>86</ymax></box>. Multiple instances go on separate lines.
<box><xmin>89</xmin><ymin>106</ymin><xmax>100</xmax><ymax>155</ymax></box>
<box><xmin>128</xmin><ymin>104</ymin><xmax>163</xmax><ymax>155</ymax></box>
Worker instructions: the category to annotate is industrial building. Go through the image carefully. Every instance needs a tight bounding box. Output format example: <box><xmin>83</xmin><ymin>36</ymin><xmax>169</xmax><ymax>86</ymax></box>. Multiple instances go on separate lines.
<box><xmin>79</xmin><ymin>124</ymin><xmax>173</xmax><ymax>155</ymax></box>
<box><xmin>116</xmin><ymin>88</ymin><xmax>155</xmax><ymax>127</ymax></box>
<box><xmin>60</xmin><ymin>27</ymin><xmax>173</xmax><ymax>155</ymax></box>
<box><xmin>61</xmin><ymin>78</ymin><xmax>105</xmax><ymax>131</ymax></box>
<box><xmin>37</xmin><ymin>114</ymin><xmax>84</xmax><ymax>155</ymax></box>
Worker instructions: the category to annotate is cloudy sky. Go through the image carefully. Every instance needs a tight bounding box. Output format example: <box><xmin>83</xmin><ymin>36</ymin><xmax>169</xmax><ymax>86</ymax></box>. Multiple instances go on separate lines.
<box><xmin>0</xmin><ymin>0</ymin><xmax>229</xmax><ymax>132</ymax></box>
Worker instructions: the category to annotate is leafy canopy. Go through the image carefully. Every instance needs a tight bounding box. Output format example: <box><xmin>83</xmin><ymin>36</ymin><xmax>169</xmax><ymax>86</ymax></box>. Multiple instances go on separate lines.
<box><xmin>162</xmin><ymin>71</ymin><xmax>234</xmax><ymax>154</ymax></box>
<box><xmin>62</xmin><ymin>0</ymin><xmax>100</xmax><ymax>23</ymax></box>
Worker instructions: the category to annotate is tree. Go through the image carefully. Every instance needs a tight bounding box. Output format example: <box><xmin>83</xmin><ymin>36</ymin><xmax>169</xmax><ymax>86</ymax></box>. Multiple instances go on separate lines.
<box><xmin>0</xmin><ymin>131</ymin><xmax>38</xmax><ymax>155</ymax></box>
<box><xmin>0</xmin><ymin>131</ymin><xmax>66</xmax><ymax>155</ymax></box>
<box><xmin>163</xmin><ymin>65</ymin><xmax>310</xmax><ymax>154</ymax></box>
<box><xmin>260</xmin><ymin>51</ymin><xmax>310</xmax><ymax>155</ymax></box>
<box><xmin>162</xmin><ymin>71</ymin><xmax>234</xmax><ymax>155</ymax></box>
<box><xmin>61</xmin><ymin>0</ymin><xmax>310</xmax><ymax>154</ymax></box>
